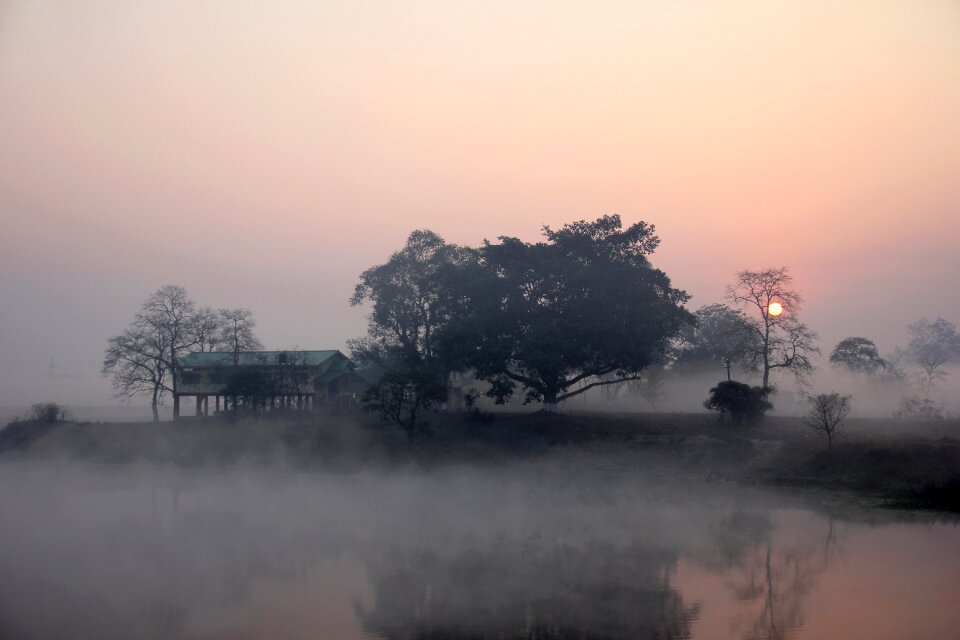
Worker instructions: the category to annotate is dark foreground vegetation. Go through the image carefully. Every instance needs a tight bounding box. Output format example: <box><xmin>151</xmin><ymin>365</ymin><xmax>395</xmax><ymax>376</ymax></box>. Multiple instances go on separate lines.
<box><xmin>3</xmin><ymin>411</ymin><xmax>959</xmax><ymax>513</ymax></box>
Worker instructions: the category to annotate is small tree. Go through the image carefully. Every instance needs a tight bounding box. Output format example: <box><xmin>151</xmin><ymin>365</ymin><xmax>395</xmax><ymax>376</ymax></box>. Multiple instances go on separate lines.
<box><xmin>905</xmin><ymin>317</ymin><xmax>960</xmax><ymax>395</ymax></box>
<box><xmin>28</xmin><ymin>403</ymin><xmax>70</xmax><ymax>423</ymax></box>
<box><xmin>803</xmin><ymin>393</ymin><xmax>851</xmax><ymax>449</ymax></box>
<box><xmin>673</xmin><ymin>303</ymin><xmax>760</xmax><ymax>379</ymax></box>
<box><xmin>361</xmin><ymin>368</ymin><xmax>445</xmax><ymax>445</ymax></box>
<box><xmin>703</xmin><ymin>381</ymin><xmax>772</xmax><ymax>425</ymax></box>
<box><xmin>829</xmin><ymin>337</ymin><xmax>885</xmax><ymax>375</ymax></box>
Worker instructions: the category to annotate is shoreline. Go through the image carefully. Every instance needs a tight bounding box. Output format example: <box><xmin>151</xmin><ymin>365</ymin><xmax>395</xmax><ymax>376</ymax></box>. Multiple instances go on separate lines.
<box><xmin>2</xmin><ymin>411</ymin><xmax>959</xmax><ymax>514</ymax></box>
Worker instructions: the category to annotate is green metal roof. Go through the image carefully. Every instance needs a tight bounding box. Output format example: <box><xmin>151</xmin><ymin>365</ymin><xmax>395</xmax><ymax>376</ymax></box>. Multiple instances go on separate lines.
<box><xmin>180</xmin><ymin>350</ymin><xmax>344</xmax><ymax>368</ymax></box>
<box><xmin>314</xmin><ymin>357</ymin><xmax>353</xmax><ymax>382</ymax></box>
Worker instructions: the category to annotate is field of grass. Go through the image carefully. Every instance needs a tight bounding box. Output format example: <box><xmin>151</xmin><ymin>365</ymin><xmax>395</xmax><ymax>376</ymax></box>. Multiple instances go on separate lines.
<box><xmin>2</xmin><ymin>409</ymin><xmax>959</xmax><ymax>511</ymax></box>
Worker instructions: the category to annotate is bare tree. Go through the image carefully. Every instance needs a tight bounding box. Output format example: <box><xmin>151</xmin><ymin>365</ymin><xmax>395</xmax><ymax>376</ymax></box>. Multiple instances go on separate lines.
<box><xmin>725</xmin><ymin>267</ymin><xmax>819</xmax><ymax>389</ymax></box>
<box><xmin>103</xmin><ymin>325</ymin><xmax>171</xmax><ymax>421</ymax></box>
<box><xmin>135</xmin><ymin>285</ymin><xmax>199</xmax><ymax>418</ymax></box>
<box><xmin>905</xmin><ymin>317</ymin><xmax>960</xmax><ymax>396</ymax></box>
<box><xmin>189</xmin><ymin>306</ymin><xmax>223</xmax><ymax>353</ymax></box>
<box><xmin>803</xmin><ymin>393</ymin><xmax>850</xmax><ymax>449</ymax></box>
<box><xmin>217</xmin><ymin>308</ymin><xmax>264</xmax><ymax>364</ymax></box>
<box><xmin>104</xmin><ymin>288</ymin><xmax>265</xmax><ymax>420</ymax></box>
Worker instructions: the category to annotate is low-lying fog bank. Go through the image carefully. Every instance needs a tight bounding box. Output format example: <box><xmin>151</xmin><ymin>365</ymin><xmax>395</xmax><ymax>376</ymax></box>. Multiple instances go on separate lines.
<box><xmin>2</xmin><ymin>411</ymin><xmax>960</xmax><ymax>512</ymax></box>
<box><xmin>0</xmin><ymin>456</ymin><xmax>957</xmax><ymax>640</ymax></box>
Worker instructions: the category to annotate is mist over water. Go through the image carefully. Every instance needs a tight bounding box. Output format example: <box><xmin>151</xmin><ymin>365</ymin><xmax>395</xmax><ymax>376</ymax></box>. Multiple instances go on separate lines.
<box><xmin>1</xmin><ymin>457</ymin><xmax>957</xmax><ymax>640</ymax></box>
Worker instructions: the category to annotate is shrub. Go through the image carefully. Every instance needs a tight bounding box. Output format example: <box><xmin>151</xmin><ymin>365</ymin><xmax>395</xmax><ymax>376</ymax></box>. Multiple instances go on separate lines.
<box><xmin>362</xmin><ymin>368</ymin><xmax>445</xmax><ymax>444</ymax></box>
<box><xmin>894</xmin><ymin>396</ymin><xmax>945</xmax><ymax>421</ymax></box>
<box><xmin>703</xmin><ymin>381</ymin><xmax>772</xmax><ymax>425</ymax></box>
<box><xmin>28</xmin><ymin>402</ymin><xmax>70</xmax><ymax>423</ymax></box>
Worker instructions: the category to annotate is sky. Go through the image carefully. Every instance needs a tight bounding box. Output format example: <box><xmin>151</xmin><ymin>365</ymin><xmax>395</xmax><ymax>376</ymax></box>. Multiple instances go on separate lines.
<box><xmin>1</xmin><ymin>0</ymin><xmax>959</xmax><ymax>407</ymax></box>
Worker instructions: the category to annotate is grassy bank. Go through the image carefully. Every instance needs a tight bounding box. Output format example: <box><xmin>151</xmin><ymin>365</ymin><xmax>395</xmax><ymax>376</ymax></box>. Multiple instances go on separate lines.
<box><xmin>2</xmin><ymin>410</ymin><xmax>959</xmax><ymax>511</ymax></box>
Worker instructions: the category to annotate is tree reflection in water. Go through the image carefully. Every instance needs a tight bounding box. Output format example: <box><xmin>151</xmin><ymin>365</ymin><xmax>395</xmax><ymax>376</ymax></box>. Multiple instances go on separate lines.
<box><xmin>724</xmin><ymin>514</ymin><xmax>844</xmax><ymax>640</ymax></box>
<box><xmin>357</xmin><ymin>541</ymin><xmax>699</xmax><ymax>640</ymax></box>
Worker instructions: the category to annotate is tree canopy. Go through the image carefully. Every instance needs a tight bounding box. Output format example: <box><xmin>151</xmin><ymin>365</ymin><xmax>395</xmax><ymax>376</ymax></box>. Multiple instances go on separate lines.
<box><xmin>672</xmin><ymin>303</ymin><xmax>760</xmax><ymax>377</ymax></box>
<box><xmin>350</xmin><ymin>216</ymin><xmax>694</xmax><ymax>412</ymax></box>
<box><xmin>829</xmin><ymin>337</ymin><xmax>885</xmax><ymax>375</ymax></box>
<box><xmin>349</xmin><ymin>230</ymin><xmax>474</xmax><ymax>372</ymax></box>
<box><xmin>448</xmin><ymin>215</ymin><xmax>693</xmax><ymax>408</ymax></box>
<box><xmin>906</xmin><ymin>317</ymin><xmax>960</xmax><ymax>393</ymax></box>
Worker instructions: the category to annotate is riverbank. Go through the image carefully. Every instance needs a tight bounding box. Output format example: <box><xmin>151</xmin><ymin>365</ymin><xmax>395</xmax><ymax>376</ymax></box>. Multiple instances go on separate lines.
<box><xmin>2</xmin><ymin>411</ymin><xmax>959</xmax><ymax>512</ymax></box>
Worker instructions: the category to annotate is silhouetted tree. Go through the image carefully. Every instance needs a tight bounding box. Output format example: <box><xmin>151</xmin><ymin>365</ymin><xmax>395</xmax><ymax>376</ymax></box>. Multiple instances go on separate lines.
<box><xmin>905</xmin><ymin>317</ymin><xmax>960</xmax><ymax>395</ymax></box>
<box><xmin>673</xmin><ymin>303</ymin><xmax>761</xmax><ymax>379</ymax></box>
<box><xmin>725</xmin><ymin>267</ymin><xmax>819</xmax><ymax>389</ymax></box>
<box><xmin>186</xmin><ymin>306</ymin><xmax>222</xmax><ymax>353</ymax></box>
<box><xmin>449</xmin><ymin>215</ymin><xmax>692</xmax><ymax>411</ymax></box>
<box><xmin>136</xmin><ymin>285</ymin><xmax>198</xmax><ymax>418</ymax></box>
<box><xmin>704</xmin><ymin>380</ymin><xmax>772</xmax><ymax>425</ymax></box>
<box><xmin>217</xmin><ymin>308</ymin><xmax>264</xmax><ymax>364</ymax></box>
<box><xmin>103</xmin><ymin>324</ymin><xmax>172</xmax><ymax>421</ymax></box>
<box><xmin>350</xmin><ymin>230</ymin><xmax>475</xmax><ymax>398</ymax></box>
<box><xmin>28</xmin><ymin>402</ymin><xmax>70</xmax><ymax>423</ymax></box>
<box><xmin>803</xmin><ymin>393</ymin><xmax>850</xmax><ymax>448</ymax></box>
<box><xmin>104</xmin><ymin>286</ymin><xmax>263</xmax><ymax>420</ymax></box>
<box><xmin>361</xmin><ymin>368</ymin><xmax>445</xmax><ymax>444</ymax></box>
<box><xmin>829</xmin><ymin>337</ymin><xmax>885</xmax><ymax>375</ymax></box>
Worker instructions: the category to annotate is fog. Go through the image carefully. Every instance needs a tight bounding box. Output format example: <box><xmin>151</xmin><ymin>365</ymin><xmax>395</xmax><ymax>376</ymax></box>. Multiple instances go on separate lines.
<box><xmin>3</xmin><ymin>2</ymin><xmax>960</xmax><ymax>637</ymax></box>
<box><xmin>515</xmin><ymin>364</ymin><xmax>960</xmax><ymax>420</ymax></box>
<box><xmin>0</xmin><ymin>453</ymin><xmax>957</xmax><ymax>640</ymax></box>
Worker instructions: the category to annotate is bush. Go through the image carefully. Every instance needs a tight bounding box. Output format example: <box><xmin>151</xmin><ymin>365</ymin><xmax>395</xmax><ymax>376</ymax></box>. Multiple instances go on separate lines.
<box><xmin>703</xmin><ymin>381</ymin><xmax>772</xmax><ymax>425</ymax></box>
<box><xmin>362</xmin><ymin>368</ymin><xmax>446</xmax><ymax>444</ymax></box>
<box><xmin>28</xmin><ymin>402</ymin><xmax>70</xmax><ymax>423</ymax></box>
<box><xmin>894</xmin><ymin>396</ymin><xmax>945</xmax><ymax>421</ymax></box>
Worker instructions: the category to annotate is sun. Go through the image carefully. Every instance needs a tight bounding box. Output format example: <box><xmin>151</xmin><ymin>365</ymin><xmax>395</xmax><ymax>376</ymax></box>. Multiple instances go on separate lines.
<box><xmin>768</xmin><ymin>302</ymin><xmax>783</xmax><ymax>317</ymax></box>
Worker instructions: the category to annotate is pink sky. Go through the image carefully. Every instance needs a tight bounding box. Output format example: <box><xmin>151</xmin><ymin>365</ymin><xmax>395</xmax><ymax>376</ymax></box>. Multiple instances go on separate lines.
<box><xmin>1</xmin><ymin>1</ymin><xmax>958</xmax><ymax>406</ymax></box>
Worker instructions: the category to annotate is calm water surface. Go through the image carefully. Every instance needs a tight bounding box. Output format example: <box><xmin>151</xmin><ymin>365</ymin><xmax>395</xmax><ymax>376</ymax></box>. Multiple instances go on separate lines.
<box><xmin>0</xmin><ymin>460</ymin><xmax>957</xmax><ymax>640</ymax></box>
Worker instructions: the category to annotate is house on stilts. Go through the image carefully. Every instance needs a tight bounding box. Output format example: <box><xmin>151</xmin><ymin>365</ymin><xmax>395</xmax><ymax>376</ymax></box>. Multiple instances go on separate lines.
<box><xmin>173</xmin><ymin>350</ymin><xmax>366</xmax><ymax>418</ymax></box>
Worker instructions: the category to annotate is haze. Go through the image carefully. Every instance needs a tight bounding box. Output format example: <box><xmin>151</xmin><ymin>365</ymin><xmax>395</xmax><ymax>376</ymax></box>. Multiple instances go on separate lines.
<box><xmin>2</xmin><ymin>0</ymin><xmax>959</xmax><ymax>406</ymax></box>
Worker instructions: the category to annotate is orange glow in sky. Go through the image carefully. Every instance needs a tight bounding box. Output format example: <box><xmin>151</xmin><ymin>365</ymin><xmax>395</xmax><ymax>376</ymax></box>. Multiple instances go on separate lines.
<box><xmin>0</xmin><ymin>0</ymin><xmax>958</xmax><ymax>403</ymax></box>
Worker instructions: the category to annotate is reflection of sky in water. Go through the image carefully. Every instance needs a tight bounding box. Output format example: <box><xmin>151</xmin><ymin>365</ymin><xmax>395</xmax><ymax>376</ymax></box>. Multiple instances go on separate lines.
<box><xmin>0</xmin><ymin>461</ymin><xmax>957</xmax><ymax>639</ymax></box>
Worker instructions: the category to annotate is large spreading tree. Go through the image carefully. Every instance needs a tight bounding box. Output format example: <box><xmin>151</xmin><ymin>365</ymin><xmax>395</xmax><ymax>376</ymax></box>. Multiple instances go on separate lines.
<box><xmin>447</xmin><ymin>215</ymin><xmax>693</xmax><ymax>410</ymax></box>
<box><xmin>349</xmin><ymin>230</ymin><xmax>474</xmax><ymax>372</ymax></box>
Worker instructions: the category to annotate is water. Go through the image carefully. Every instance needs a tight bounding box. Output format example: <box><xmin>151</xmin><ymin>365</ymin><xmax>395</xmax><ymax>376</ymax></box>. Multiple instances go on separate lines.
<box><xmin>0</xmin><ymin>460</ymin><xmax>957</xmax><ymax>640</ymax></box>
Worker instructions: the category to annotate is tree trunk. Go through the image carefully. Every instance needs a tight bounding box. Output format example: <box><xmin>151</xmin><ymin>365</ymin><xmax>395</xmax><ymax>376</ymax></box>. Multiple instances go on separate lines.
<box><xmin>151</xmin><ymin>386</ymin><xmax>160</xmax><ymax>422</ymax></box>
<box><xmin>762</xmin><ymin>316</ymin><xmax>771</xmax><ymax>389</ymax></box>
<box><xmin>542</xmin><ymin>393</ymin><xmax>559</xmax><ymax>413</ymax></box>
